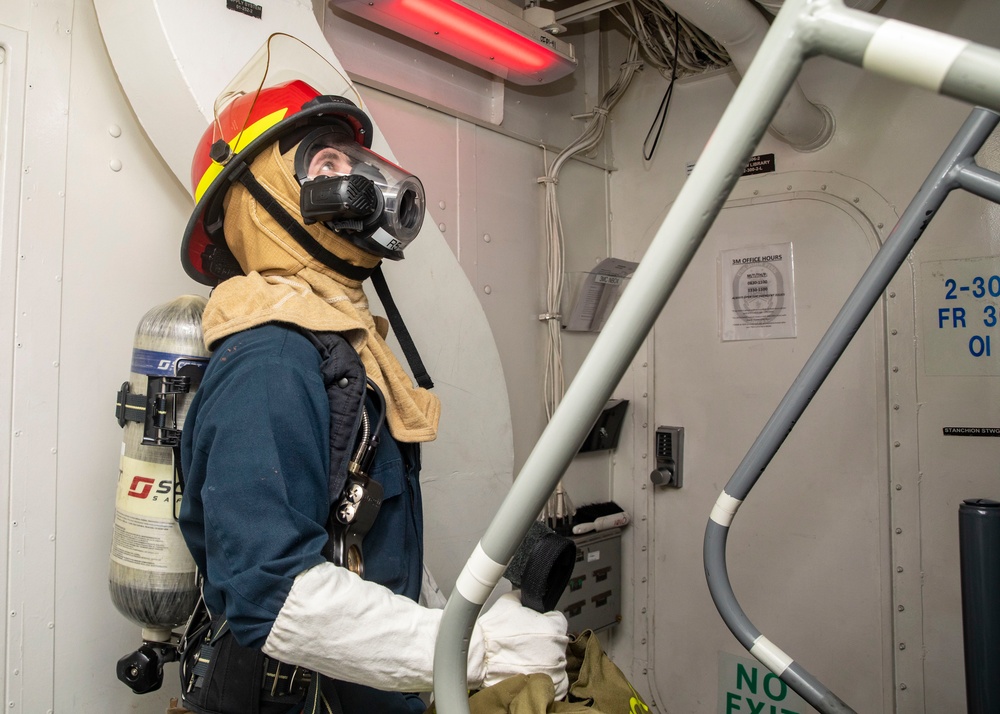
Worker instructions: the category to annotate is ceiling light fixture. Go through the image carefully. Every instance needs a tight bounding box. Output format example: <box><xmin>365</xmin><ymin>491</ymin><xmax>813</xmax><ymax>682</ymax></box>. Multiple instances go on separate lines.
<box><xmin>329</xmin><ymin>0</ymin><xmax>577</xmax><ymax>84</ymax></box>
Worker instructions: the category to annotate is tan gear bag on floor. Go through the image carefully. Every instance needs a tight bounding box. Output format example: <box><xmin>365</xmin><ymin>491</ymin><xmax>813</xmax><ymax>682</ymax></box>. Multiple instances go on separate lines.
<box><xmin>429</xmin><ymin>630</ymin><xmax>650</xmax><ymax>714</ymax></box>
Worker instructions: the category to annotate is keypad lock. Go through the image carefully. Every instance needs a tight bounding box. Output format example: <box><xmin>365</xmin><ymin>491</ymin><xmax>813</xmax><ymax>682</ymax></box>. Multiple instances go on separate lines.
<box><xmin>650</xmin><ymin>426</ymin><xmax>683</xmax><ymax>488</ymax></box>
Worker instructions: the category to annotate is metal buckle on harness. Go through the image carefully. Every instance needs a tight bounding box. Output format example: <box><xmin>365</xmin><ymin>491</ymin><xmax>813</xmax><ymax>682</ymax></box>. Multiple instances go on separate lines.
<box><xmin>262</xmin><ymin>660</ymin><xmax>312</xmax><ymax>699</ymax></box>
<box><xmin>325</xmin><ymin>380</ymin><xmax>387</xmax><ymax>578</ymax></box>
<box><xmin>114</xmin><ymin>358</ymin><xmax>208</xmax><ymax>447</ymax></box>
<box><xmin>144</xmin><ymin>375</ymin><xmax>191</xmax><ymax>447</ymax></box>
<box><xmin>270</xmin><ymin>662</ymin><xmax>282</xmax><ymax>697</ymax></box>
<box><xmin>329</xmin><ymin>472</ymin><xmax>383</xmax><ymax>577</ymax></box>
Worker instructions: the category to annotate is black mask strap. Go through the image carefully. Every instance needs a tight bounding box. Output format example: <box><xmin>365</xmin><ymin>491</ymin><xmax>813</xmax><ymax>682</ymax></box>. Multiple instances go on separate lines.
<box><xmin>236</xmin><ymin>170</ymin><xmax>433</xmax><ymax>390</ymax></box>
<box><xmin>236</xmin><ymin>170</ymin><xmax>375</xmax><ymax>282</ymax></box>
<box><xmin>371</xmin><ymin>266</ymin><xmax>434</xmax><ymax>390</ymax></box>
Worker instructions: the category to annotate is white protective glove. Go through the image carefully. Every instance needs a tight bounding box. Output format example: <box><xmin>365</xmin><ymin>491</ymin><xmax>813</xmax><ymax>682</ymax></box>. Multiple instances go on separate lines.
<box><xmin>262</xmin><ymin>563</ymin><xmax>569</xmax><ymax>697</ymax></box>
<box><xmin>468</xmin><ymin>592</ymin><xmax>570</xmax><ymax>699</ymax></box>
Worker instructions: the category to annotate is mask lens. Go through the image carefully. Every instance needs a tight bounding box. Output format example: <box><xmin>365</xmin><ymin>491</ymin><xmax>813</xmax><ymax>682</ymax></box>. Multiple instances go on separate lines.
<box><xmin>293</xmin><ymin>127</ymin><xmax>425</xmax><ymax>254</ymax></box>
<box><xmin>295</xmin><ymin>128</ymin><xmax>358</xmax><ymax>182</ymax></box>
<box><xmin>306</xmin><ymin>145</ymin><xmax>354</xmax><ymax>178</ymax></box>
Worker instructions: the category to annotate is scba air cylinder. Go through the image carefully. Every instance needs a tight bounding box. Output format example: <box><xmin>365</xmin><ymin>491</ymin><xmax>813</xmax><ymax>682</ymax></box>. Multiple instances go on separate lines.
<box><xmin>110</xmin><ymin>295</ymin><xmax>209</xmax><ymax>642</ymax></box>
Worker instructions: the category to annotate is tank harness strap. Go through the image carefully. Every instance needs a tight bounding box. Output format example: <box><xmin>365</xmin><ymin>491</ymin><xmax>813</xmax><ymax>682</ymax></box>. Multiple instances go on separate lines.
<box><xmin>183</xmin><ymin>611</ymin><xmax>319</xmax><ymax>708</ymax></box>
<box><xmin>303</xmin><ymin>672</ymin><xmax>345</xmax><ymax>714</ymax></box>
<box><xmin>187</xmin><ymin>617</ymin><xmax>229</xmax><ymax>691</ymax></box>
<box><xmin>182</xmin><ymin>613</ymin><xmax>230</xmax><ymax>699</ymax></box>
<box><xmin>114</xmin><ymin>381</ymin><xmax>147</xmax><ymax>426</ymax></box>
<box><xmin>172</xmin><ymin>445</ymin><xmax>185</xmax><ymax>520</ymax></box>
<box><xmin>298</xmin><ymin>329</ymin><xmax>370</xmax><ymax>502</ymax></box>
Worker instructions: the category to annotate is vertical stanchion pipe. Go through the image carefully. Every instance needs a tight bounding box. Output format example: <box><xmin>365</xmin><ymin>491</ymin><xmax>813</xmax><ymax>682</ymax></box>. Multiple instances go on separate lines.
<box><xmin>959</xmin><ymin>498</ymin><xmax>1000</xmax><ymax>714</ymax></box>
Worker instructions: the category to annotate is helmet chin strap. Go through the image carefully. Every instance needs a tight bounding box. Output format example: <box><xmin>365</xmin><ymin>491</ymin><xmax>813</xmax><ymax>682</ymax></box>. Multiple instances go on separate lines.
<box><xmin>236</xmin><ymin>170</ymin><xmax>434</xmax><ymax>390</ymax></box>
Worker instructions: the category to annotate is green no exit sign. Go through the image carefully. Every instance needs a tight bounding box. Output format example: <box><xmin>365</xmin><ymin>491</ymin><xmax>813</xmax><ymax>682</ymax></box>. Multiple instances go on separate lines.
<box><xmin>718</xmin><ymin>652</ymin><xmax>810</xmax><ymax>713</ymax></box>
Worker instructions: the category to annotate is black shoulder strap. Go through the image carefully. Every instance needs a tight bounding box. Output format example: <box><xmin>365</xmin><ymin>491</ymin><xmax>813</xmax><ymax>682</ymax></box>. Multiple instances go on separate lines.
<box><xmin>370</xmin><ymin>265</ymin><xmax>434</xmax><ymax>390</ymax></box>
<box><xmin>300</xmin><ymin>329</ymin><xmax>368</xmax><ymax>503</ymax></box>
<box><xmin>238</xmin><ymin>170</ymin><xmax>433</xmax><ymax>390</ymax></box>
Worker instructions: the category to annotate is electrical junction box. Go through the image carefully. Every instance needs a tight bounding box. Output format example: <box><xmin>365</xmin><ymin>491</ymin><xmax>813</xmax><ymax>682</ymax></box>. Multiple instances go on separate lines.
<box><xmin>555</xmin><ymin>528</ymin><xmax>622</xmax><ymax>634</ymax></box>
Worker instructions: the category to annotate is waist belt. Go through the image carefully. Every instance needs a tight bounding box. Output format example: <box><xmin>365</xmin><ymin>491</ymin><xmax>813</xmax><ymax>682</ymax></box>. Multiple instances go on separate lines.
<box><xmin>189</xmin><ymin>618</ymin><xmax>311</xmax><ymax>699</ymax></box>
<box><xmin>182</xmin><ymin>612</ymin><xmax>339</xmax><ymax>714</ymax></box>
<box><xmin>262</xmin><ymin>658</ymin><xmax>313</xmax><ymax>700</ymax></box>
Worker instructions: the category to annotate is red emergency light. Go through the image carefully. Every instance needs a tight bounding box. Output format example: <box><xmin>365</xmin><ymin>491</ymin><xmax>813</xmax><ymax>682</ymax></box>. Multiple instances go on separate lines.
<box><xmin>330</xmin><ymin>0</ymin><xmax>577</xmax><ymax>85</ymax></box>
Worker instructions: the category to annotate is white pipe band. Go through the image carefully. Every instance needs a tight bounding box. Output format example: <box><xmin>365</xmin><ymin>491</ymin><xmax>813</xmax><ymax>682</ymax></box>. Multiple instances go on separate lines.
<box><xmin>710</xmin><ymin>492</ymin><xmax>744</xmax><ymax>528</ymax></box>
<box><xmin>454</xmin><ymin>543</ymin><xmax>506</xmax><ymax>605</ymax></box>
<box><xmin>750</xmin><ymin>634</ymin><xmax>794</xmax><ymax>676</ymax></box>
<box><xmin>864</xmin><ymin>20</ymin><xmax>969</xmax><ymax>92</ymax></box>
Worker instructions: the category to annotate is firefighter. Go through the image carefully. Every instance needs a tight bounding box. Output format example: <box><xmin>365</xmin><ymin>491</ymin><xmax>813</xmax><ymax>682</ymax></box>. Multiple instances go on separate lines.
<box><xmin>175</xmin><ymin>45</ymin><xmax>568</xmax><ymax>714</ymax></box>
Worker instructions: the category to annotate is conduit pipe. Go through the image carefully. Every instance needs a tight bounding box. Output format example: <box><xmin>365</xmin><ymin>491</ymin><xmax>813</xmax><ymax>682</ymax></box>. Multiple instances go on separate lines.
<box><xmin>665</xmin><ymin>0</ymin><xmax>835</xmax><ymax>151</ymax></box>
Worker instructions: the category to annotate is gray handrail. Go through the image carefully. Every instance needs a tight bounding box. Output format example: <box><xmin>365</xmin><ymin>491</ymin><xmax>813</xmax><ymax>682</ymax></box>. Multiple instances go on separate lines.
<box><xmin>705</xmin><ymin>107</ymin><xmax>1000</xmax><ymax>714</ymax></box>
<box><xmin>433</xmin><ymin>2</ymin><xmax>1000</xmax><ymax>711</ymax></box>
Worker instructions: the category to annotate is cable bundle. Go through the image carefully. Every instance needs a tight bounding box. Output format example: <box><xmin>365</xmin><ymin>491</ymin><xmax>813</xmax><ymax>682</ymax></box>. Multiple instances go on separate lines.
<box><xmin>611</xmin><ymin>0</ymin><xmax>730</xmax><ymax>79</ymax></box>
<box><xmin>538</xmin><ymin>39</ymin><xmax>643</xmax><ymax>527</ymax></box>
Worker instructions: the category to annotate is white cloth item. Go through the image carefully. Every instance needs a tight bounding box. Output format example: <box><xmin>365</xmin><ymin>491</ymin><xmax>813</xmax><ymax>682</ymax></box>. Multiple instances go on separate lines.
<box><xmin>419</xmin><ymin>563</ymin><xmax>448</xmax><ymax>610</ymax></box>
<box><xmin>470</xmin><ymin>593</ymin><xmax>570</xmax><ymax>699</ymax></box>
<box><xmin>262</xmin><ymin>563</ymin><xmax>569</xmax><ymax>696</ymax></box>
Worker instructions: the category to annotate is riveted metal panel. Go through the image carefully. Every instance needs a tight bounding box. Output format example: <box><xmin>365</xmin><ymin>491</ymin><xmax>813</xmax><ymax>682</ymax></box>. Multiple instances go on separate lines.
<box><xmin>910</xmin><ymin>187</ymin><xmax>1000</xmax><ymax>713</ymax></box>
<box><xmin>646</xmin><ymin>172</ymin><xmax>897</xmax><ymax>714</ymax></box>
<box><xmin>885</xmin><ymin>248</ymin><xmax>923</xmax><ymax>711</ymax></box>
<box><xmin>7</xmin><ymin>2</ymin><xmax>72</xmax><ymax>712</ymax></box>
<box><xmin>0</xmin><ymin>23</ymin><xmax>26</xmax><ymax>713</ymax></box>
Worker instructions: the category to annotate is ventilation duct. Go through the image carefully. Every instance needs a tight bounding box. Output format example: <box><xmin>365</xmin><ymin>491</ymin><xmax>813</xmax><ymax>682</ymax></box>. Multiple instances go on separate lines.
<box><xmin>756</xmin><ymin>0</ymin><xmax>883</xmax><ymax>13</ymax></box>
<box><xmin>666</xmin><ymin>0</ymin><xmax>835</xmax><ymax>151</ymax></box>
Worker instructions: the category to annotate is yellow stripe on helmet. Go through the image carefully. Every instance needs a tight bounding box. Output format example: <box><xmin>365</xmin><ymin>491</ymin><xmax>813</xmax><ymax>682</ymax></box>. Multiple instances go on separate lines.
<box><xmin>194</xmin><ymin>107</ymin><xmax>290</xmax><ymax>203</ymax></box>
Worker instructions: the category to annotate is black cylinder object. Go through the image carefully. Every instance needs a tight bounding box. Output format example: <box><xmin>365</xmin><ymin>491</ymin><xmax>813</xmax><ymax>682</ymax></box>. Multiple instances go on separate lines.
<box><xmin>116</xmin><ymin>645</ymin><xmax>166</xmax><ymax>694</ymax></box>
<box><xmin>959</xmin><ymin>498</ymin><xmax>1000</xmax><ymax>714</ymax></box>
<box><xmin>504</xmin><ymin>520</ymin><xmax>577</xmax><ymax>613</ymax></box>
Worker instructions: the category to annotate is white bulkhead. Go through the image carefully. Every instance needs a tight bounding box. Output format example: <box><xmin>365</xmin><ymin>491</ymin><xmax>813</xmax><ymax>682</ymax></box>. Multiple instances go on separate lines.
<box><xmin>1</xmin><ymin>0</ymin><xmax>999</xmax><ymax>711</ymax></box>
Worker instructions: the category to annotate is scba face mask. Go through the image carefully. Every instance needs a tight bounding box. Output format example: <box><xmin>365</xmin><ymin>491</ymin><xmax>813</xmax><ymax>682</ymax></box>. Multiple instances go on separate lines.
<box><xmin>294</xmin><ymin>126</ymin><xmax>425</xmax><ymax>259</ymax></box>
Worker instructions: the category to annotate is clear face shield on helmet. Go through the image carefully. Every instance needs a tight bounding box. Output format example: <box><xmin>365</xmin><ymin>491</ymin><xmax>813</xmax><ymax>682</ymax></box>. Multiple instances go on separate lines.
<box><xmin>205</xmin><ymin>33</ymin><xmax>365</xmax><ymax>164</ymax></box>
<box><xmin>205</xmin><ymin>33</ymin><xmax>424</xmax><ymax>259</ymax></box>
